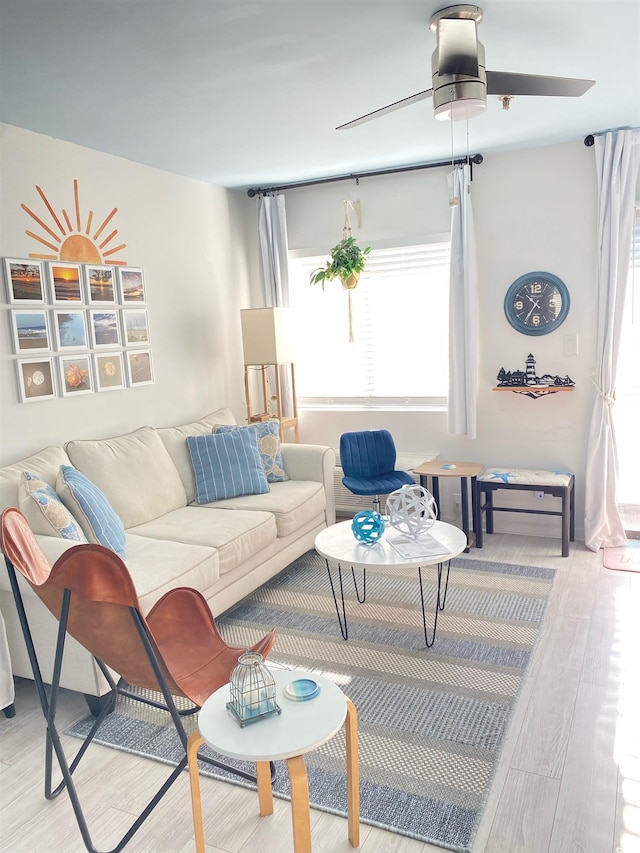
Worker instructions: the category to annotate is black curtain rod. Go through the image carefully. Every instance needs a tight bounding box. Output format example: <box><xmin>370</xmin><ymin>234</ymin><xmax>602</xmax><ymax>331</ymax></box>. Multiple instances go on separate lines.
<box><xmin>246</xmin><ymin>153</ymin><xmax>484</xmax><ymax>197</ymax></box>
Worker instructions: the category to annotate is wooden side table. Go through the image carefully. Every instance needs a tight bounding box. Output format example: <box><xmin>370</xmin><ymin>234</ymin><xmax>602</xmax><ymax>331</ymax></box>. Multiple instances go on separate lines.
<box><xmin>188</xmin><ymin>669</ymin><xmax>359</xmax><ymax>853</ymax></box>
<box><xmin>413</xmin><ymin>461</ymin><xmax>484</xmax><ymax>550</ymax></box>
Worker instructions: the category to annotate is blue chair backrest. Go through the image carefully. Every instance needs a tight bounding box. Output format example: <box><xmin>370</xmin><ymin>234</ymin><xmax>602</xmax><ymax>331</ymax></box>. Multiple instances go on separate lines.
<box><xmin>340</xmin><ymin>430</ymin><xmax>398</xmax><ymax>478</ymax></box>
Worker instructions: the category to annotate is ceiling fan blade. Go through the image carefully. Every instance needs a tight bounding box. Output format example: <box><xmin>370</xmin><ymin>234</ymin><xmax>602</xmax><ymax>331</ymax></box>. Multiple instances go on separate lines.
<box><xmin>437</xmin><ymin>17</ymin><xmax>479</xmax><ymax>77</ymax></box>
<box><xmin>486</xmin><ymin>70</ymin><xmax>595</xmax><ymax>97</ymax></box>
<box><xmin>336</xmin><ymin>89</ymin><xmax>433</xmax><ymax>130</ymax></box>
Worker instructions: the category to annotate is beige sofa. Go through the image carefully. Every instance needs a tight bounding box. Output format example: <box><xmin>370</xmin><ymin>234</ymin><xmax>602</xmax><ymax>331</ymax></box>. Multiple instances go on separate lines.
<box><xmin>0</xmin><ymin>408</ymin><xmax>336</xmax><ymax>707</ymax></box>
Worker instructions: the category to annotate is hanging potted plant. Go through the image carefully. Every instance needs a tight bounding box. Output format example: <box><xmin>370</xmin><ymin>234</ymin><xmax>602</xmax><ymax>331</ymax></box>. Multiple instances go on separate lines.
<box><xmin>309</xmin><ymin>236</ymin><xmax>371</xmax><ymax>290</ymax></box>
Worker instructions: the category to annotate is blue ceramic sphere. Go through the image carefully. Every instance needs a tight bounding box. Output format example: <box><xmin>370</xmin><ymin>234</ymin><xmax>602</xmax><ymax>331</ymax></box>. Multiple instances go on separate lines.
<box><xmin>351</xmin><ymin>509</ymin><xmax>385</xmax><ymax>543</ymax></box>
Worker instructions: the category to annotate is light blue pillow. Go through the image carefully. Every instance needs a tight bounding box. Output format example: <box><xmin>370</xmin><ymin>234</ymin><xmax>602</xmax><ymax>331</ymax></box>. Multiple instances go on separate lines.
<box><xmin>187</xmin><ymin>430</ymin><xmax>269</xmax><ymax>503</ymax></box>
<box><xmin>19</xmin><ymin>471</ymin><xmax>88</xmax><ymax>542</ymax></box>
<box><xmin>212</xmin><ymin>421</ymin><xmax>288</xmax><ymax>483</ymax></box>
<box><xmin>56</xmin><ymin>465</ymin><xmax>126</xmax><ymax>557</ymax></box>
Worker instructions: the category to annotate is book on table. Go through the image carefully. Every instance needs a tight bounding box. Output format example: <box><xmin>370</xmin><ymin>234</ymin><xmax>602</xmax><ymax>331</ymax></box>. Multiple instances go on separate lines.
<box><xmin>387</xmin><ymin>533</ymin><xmax>450</xmax><ymax>560</ymax></box>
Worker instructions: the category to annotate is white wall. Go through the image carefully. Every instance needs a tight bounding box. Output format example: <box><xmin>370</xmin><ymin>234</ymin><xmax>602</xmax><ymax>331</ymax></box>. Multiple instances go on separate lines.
<box><xmin>276</xmin><ymin>142</ymin><xmax>600</xmax><ymax>536</ymax></box>
<box><xmin>0</xmin><ymin>124</ymin><xmax>253</xmax><ymax>465</ymax></box>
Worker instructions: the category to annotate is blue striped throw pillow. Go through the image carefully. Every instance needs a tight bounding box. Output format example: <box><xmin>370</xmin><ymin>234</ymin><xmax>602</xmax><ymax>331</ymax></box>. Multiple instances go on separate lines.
<box><xmin>56</xmin><ymin>465</ymin><xmax>126</xmax><ymax>557</ymax></box>
<box><xmin>187</xmin><ymin>430</ymin><xmax>269</xmax><ymax>503</ymax></box>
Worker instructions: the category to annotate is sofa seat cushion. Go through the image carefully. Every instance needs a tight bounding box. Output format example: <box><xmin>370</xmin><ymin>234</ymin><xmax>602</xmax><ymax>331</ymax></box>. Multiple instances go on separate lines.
<box><xmin>127</xmin><ymin>506</ymin><xmax>277</xmax><ymax>576</ymax></box>
<box><xmin>65</xmin><ymin>426</ymin><xmax>187</xmax><ymax>528</ymax></box>
<box><xmin>0</xmin><ymin>534</ymin><xmax>220</xmax><ymax>615</ymax></box>
<box><xmin>195</xmin><ymin>480</ymin><xmax>325</xmax><ymax>538</ymax></box>
<box><xmin>123</xmin><ymin>534</ymin><xmax>219</xmax><ymax>610</ymax></box>
<box><xmin>0</xmin><ymin>445</ymin><xmax>72</xmax><ymax>514</ymax></box>
<box><xmin>157</xmin><ymin>408</ymin><xmax>237</xmax><ymax>504</ymax></box>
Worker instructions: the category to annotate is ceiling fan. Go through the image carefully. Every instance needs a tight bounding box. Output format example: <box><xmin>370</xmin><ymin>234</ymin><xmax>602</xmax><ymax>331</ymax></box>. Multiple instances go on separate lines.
<box><xmin>337</xmin><ymin>4</ymin><xmax>595</xmax><ymax>130</ymax></box>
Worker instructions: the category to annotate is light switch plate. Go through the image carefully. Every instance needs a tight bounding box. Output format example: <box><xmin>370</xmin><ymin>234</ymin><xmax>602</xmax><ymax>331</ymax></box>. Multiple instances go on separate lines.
<box><xmin>564</xmin><ymin>333</ymin><xmax>579</xmax><ymax>356</ymax></box>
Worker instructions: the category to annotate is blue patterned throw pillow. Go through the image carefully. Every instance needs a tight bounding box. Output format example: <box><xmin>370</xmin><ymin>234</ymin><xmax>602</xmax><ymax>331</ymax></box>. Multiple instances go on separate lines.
<box><xmin>187</xmin><ymin>430</ymin><xmax>269</xmax><ymax>503</ymax></box>
<box><xmin>56</xmin><ymin>465</ymin><xmax>126</xmax><ymax>557</ymax></box>
<box><xmin>212</xmin><ymin>421</ymin><xmax>288</xmax><ymax>483</ymax></box>
<box><xmin>19</xmin><ymin>471</ymin><xmax>87</xmax><ymax>542</ymax></box>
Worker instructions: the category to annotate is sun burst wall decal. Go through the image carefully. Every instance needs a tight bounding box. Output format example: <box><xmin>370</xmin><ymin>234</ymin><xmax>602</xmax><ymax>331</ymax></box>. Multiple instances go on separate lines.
<box><xmin>22</xmin><ymin>179</ymin><xmax>127</xmax><ymax>265</ymax></box>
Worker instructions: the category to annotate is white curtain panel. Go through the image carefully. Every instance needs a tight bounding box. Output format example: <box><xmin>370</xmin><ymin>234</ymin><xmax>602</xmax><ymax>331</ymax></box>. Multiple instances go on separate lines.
<box><xmin>256</xmin><ymin>194</ymin><xmax>293</xmax><ymax>414</ymax></box>
<box><xmin>584</xmin><ymin>129</ymin><xmax>640</xmax><ymax>551</ymax></box>
<box><xmin>257</xmin><ymin>194</ymin><xmax>290</xmax><ymax>307</ymax></box>
<box><xmin>447</xmin><ymin>164</ymin><xmax>478</xmax><ymax>439</ymax></box>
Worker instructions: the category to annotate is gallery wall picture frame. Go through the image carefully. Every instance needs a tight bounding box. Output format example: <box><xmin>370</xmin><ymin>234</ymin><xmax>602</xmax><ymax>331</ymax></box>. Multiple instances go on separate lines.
<box><xmin>126</xmin><ymin>349</ymin><xmax>154</xmax><ymax>387</ymax></box>
<box><xmin>122</xmin><ymin>308</ymin><xmax>150</xmax><ymax>346</ymax></box>
<box><xmin>47</xmin><ymin>261</ymin><xmax>85</xmax><ymax>304</ymax></box>
<box><xmin>59</xmin><ymin>354</ymin><xmax>94</xmax><ymax>397</ymax></box>
<box><xmin>10</xmin><ymin>309</ymin><xmax>52</xmax><ymax>354</ymax></box>
<box><xmin>118</xmin><ymin>267</ymin><xmax>146</xmax><ymax>304</ymax></box>
<box><xmin>90</xmin><ymin>310</ymin><xmax>121</xmax><ymax>348</ymax></box>
<box><xmin>86</xmin><ymin>264</ymin><xmax>117</xmax><ymax>305</ymax></box>
<box><xmin>16</xmin><ymin>357</ymin><xmax>56</xmax><ymax>403</ymax></box>
<box><xmin>93</xmin><ymin>351</ymin><xmax>126</xmax><ymax>392</ymax></box>
<box><xmin>52</xmin><ymin>309</ymin><xmax>89</xmax><ymax>351</ymax></box>
<box><xmin>4</xmin><ymin>258</ymin><xmax>46</xmax><ymax>304</ymax></box>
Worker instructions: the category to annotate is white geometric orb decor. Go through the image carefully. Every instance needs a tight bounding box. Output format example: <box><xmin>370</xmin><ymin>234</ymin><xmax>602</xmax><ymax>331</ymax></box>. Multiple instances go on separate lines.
<box><xmin>386</xmin><ymin>484</ymin><xmax>438</xmax><ymax>537</ymax></box>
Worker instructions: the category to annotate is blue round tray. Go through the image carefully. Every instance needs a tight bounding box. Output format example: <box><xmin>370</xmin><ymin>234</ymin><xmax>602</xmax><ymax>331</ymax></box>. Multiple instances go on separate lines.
<box><xmin>284</xmin><ymin>678</ymin><xmax>321</xmax><ymax>702</ymax></box>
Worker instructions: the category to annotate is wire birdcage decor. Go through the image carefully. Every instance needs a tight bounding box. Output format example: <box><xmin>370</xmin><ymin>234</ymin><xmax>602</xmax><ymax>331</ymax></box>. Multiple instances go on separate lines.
<box><xmin>226</xmin><ymin>652</ymin><xmax>281</xmax><ymax>727</ymax></box>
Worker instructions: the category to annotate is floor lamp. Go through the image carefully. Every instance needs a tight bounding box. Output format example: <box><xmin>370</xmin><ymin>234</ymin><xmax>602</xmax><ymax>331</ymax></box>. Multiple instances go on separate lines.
<box><xmin>240</xmin><ymin>308</ymin><xmax>299</xmax><ymax>442</ymax></box>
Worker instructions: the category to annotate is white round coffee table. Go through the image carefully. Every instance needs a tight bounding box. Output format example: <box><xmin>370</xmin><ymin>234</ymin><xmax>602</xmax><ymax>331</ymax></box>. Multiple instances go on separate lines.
<box><xmin>315</xmin><ymin>519</ymin><xmax>467</xmax><ymax>647</ymax></box>
<box><xmin>187</xmin><ymin>669</ymin><xmax>359</xmax><ymax>853</ymax></box>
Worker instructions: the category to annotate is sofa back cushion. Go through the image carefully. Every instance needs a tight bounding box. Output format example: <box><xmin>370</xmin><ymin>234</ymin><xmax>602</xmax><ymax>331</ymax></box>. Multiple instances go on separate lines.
<box><xmin>157</xmin><ymin>408</ymin><xmax>236</xmax><ymax>504</ymax></box>
<box><xmin>19</xmin><ymin>471</ymin><xmax>87</xmax><ymax>542</ymax></box>
<box><xmin>0</xmin><ymin>445</ymin><xmax>72</xmax><ymax>515</ymax></box>
<box><xmin>65</xmin><ymin>426</ymin><xmax>187</xmax><ymax>528</ymax></box>
<box><xmin>187</xmin><ymin>430</ymin><xmax>269</xmax><ymax>503</ymax></box>
<box><xmin>57</xmin><ymin>465</ymin><xmax>126</xmax><ymax>556</ymax></box>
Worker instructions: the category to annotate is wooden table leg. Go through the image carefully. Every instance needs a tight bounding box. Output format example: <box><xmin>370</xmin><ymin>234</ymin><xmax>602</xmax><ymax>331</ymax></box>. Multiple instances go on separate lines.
<box><xmin>256</xmin><ymin>760</ymin><xmax>274</xmax><ymax>815</ymax></box>
<box><xmin>285</xmin><ymin>754</ymin><xmax>312</xmax><ymax>853</ymax></box>
<box><xmin>187</xmin><ymin>730</ymin><xmax>206</xmax><ymax>853</ymax></box>
<box><xmin>345</xmin><ymin>698</ymin><xmax>360</xmax><ymax>847</ymax></box>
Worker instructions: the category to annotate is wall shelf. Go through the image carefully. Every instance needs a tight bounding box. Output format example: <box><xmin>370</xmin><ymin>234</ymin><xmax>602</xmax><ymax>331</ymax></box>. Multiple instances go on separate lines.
<box><xmin>492</xmin><ymin>386</ymin><xmax>574</xmax><ymax>399</ymax></box>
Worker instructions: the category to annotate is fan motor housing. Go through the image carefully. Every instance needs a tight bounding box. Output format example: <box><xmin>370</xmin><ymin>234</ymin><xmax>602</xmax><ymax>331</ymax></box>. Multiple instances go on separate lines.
<box><xmin>431</xmin><ymin>39</ymin><xmax>487</xmax><ymax>120</ymax></box>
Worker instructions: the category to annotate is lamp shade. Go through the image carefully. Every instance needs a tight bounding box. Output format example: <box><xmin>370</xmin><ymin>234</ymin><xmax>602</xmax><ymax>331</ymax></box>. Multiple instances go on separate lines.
<box><xmin>241</xmin><ymin>308</ymin><xmax>293</xmax><ymax>364</ymax></box>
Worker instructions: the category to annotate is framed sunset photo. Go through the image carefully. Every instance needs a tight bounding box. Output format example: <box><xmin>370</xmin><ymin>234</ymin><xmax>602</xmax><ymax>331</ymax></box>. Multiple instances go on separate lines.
<box><xmin>86</xmin><ymin>264</ymin><xmax>117</xmax><ymax>305</ymax></box>
<box><xmin>4</xmin><ymin>259</ymin><xmax>46</xmax><ymax>304</ymax></box>
<box><xmin>118</xmin><ymin>267</ymin><xmax>146</xmax><ymax>304</ymax></box>
<box><xmin>48</xmin><ymin>262</ymin><xmax>84</xmax><ymax>304</ymax></box>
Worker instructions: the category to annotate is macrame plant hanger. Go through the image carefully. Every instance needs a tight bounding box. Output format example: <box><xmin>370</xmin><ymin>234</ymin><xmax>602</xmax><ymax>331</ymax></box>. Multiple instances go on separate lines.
<box><xmin>343</xmin><ymin>199</ymin><xmax>356</xmax><ymax>342</ymax></box>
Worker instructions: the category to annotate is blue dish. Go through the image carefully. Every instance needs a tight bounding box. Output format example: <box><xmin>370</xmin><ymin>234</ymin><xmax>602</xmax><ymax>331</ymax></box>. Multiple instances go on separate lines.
<box><xmin>284</xmin><ymin>678</ymin><xmax>321</xmax><ymax>701</ymax></box>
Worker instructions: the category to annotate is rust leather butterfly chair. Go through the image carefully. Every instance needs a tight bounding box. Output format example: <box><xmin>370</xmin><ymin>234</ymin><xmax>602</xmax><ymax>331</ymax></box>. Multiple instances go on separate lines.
<box><xmin>0</xmin><ymin>507</ymin><xmax>277</xmax><ymax>853</ymax></box>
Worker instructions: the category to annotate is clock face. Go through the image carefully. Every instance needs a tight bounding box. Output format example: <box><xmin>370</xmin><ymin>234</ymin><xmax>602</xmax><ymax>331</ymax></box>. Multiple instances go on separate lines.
<box><xmin>504</xmin><ymin>272</ymin><xmax>570</xmax><ymax>336</ymax></box>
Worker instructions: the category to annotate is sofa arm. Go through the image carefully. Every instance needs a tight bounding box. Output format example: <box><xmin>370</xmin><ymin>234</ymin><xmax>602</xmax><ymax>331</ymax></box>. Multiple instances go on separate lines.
<box><xmin>281</xmin><ymin>444</ymin><xmax>336</xmax><ymax>526</ymax></box>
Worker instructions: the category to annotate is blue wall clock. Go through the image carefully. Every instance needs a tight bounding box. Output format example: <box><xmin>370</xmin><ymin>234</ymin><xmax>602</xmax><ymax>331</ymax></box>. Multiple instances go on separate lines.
<box><xmin>504</xmin><ymin>271</ymin><xmax>570</xmax><ymax>336</ymax></box>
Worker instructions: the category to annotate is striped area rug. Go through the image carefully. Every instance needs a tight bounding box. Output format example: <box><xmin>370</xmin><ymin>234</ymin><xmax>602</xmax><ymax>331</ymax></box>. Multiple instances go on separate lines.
<box><xmin>66</xmin><ymin>549</ymin><xmax>554</xmax><ymax>853</ymax></box>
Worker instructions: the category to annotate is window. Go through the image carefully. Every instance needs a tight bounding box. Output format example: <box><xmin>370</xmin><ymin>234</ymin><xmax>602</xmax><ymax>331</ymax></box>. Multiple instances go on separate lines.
<box><xmin>288</xmin><ymin>239</ymin><xmax>450</xmax><ymax>409</ymax></box>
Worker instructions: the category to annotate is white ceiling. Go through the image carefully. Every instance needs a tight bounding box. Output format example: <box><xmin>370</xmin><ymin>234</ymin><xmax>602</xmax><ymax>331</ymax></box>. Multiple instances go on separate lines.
<box><xmin>1</xmin><ymin>1</ymin><xmax>639</xmax><ymax>191</ymax></box>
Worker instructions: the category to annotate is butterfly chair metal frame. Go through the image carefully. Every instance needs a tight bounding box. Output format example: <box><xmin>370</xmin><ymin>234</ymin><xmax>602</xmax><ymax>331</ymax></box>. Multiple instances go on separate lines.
<box><xmin>1</xmin><ymin>507</ymin><xmax>276</xmax><ymax>853</ymax></box>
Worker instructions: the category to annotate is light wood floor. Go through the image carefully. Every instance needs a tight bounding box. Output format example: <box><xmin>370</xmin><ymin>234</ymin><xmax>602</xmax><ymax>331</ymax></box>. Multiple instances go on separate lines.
<box><xmin>1</xmin><ymin>532</ymin><xmax>639</xmax><ymax>853</ymax></box>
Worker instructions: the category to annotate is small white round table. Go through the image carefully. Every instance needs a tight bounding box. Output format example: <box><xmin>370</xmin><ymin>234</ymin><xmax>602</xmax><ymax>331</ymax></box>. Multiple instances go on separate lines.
<box><xmin>187</xmin><ymin>669</ymin><xmax>359</xmax><ymax>853</ymax></box>
<box><xmin>315</xmin><ymin>519</ymin><xmax>467</xmax><ymax>647</ymax></box>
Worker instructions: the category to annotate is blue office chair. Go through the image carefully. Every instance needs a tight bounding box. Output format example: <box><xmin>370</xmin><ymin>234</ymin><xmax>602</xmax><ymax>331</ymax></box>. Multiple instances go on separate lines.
<box><xmin>340</xmin><ymin>430</ymin><xmax>414</xmax><ymax>514</ymax></box>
